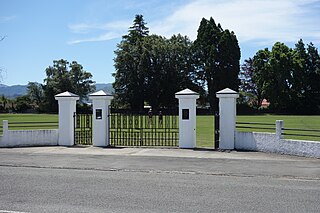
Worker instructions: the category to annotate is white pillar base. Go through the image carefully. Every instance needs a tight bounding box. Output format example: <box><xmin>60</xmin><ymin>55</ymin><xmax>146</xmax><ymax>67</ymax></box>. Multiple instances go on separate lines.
<box><xmin>89</xmin><ymin>90</ymin><xmax>113</xmax><ymax>147</ymax></box>
<box><xmin>216</xmin><ymin>88</ymin><xmax>239</xmax><ymax>150</ymax></box>
<box><xmin>55</xmin><ymin>91</ymin><xmax>79</xmax><ymax>146</ymax></box>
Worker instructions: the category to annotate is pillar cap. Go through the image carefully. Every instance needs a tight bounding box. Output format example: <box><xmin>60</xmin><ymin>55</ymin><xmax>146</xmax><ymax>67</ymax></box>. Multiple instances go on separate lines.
<box><xmin>216</xmin><ymin>88</ymin><xmax>239</xmax><ymax>98</ymax></box>
<box><xmin>89</xmin><ymin>90</ymin><xmax>113</xmax><ymax>100</ymax></box>
<box><xmin>175</xmin><ymin>88</ymin><xmax>198</xmax><ymax>95</ymax></box>
<box><xmin>175</xmin><ymin>88</ymin><xmax>199</xmax><ymax>99</ymax></box>
<box><xmin>55</xmin><ymin>91</ymin><xmax>79</xmax><ymax>100</ymax></box>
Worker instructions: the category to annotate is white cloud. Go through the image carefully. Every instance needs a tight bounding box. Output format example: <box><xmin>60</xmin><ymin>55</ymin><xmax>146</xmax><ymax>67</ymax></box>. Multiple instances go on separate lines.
<box><xmin>68</xmin><ymin>20</ymin><xmax>130</xmax><ymax>44</ymax></box>
<box><xmin>68</xmin><ymin>0</ymin><xmax>320</xmax><ymax>45</ymax></box>
<box><xmin>150</xmin><ymin>0</ymin><xmax>320</xmax><ymax>45</ymax></box>
<box><xmin>0</xmin><ymin>16</ymin><xmax>16</xmax><ymax>23</ymax></box>
<box><xmin>68</xmin><ymin>32</ymin><xmax>121</xmax><ymax>44</ymax></box>
<box><xmin>69</xmin><ymin>20</ymin><xmax>131</xmax><ymax>34</ymax></box>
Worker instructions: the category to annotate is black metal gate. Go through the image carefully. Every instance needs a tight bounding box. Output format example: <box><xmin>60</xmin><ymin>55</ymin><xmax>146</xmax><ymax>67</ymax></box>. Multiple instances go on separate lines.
<box><xmin>109</xmin><ymin>109</ymin><xmax>178</xmax><ymax>147</ymax></box>
<box><xmin>74</xmin><ymin>113</ymin><xmax>93</xmax><ymax>145</ymax></box>
<box><xmin>214</xmin><ymin>111</ymin><xmax>220</xmax><ymax>149</ymax></box>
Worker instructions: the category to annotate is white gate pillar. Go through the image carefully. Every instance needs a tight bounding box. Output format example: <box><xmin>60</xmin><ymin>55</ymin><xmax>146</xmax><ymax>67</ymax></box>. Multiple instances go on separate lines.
<box><xmin>55</xmin><ymin>91</ymin><xmax>79</xmax><ymax>146</ymax></box>
<box><xmin>216</xmin><ymin>88</ymin><xmax>239</xmax><ymax>149</ymax></box>
<box><xmin>89</xmin><ymin>90</ymin><xmax>113</xmax><ymax>147</ymax></box>
<box><xmin>175</xmin><ymin>89</ymin><xmax>199</xmax><ymax>148</ymax></box>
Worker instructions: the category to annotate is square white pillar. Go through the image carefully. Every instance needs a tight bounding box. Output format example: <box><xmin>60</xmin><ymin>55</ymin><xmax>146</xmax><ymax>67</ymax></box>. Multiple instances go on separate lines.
<box><xmin>216</xmin><ymin>88</ymin><xmax>239</xmax><ymax>149</ymax></box>
<box><xmin>55</xmin><ymin>91</ymin><xmax>79</xmax><ymax>146</ymax></box>
<box><xmin>89</xmin><ymin>90</ymin><xmax>113</xmax><ymax>147</ymax></box>
<box><xmin>175</xmin><ymin>89</ymin><xmax>199</xmax><ymax>148</ymax></box>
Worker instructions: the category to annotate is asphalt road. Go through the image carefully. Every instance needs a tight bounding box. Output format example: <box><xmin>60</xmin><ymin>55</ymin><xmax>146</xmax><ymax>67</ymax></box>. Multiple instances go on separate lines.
<box><xmin>0</xmin><ymin>147</ymin><xmax>319</xmax><ymax>213</ymax></box>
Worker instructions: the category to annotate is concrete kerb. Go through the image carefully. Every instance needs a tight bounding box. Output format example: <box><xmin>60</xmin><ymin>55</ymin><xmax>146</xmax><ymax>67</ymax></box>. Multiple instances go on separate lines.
<box><xmin>1</xmin><ymin>146</ymin><xmax>318</xmax><ymax>160</ymax></box>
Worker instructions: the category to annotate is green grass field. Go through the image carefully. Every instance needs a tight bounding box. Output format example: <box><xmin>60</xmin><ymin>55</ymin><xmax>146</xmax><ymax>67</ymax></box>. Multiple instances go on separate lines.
<box><xmin>0</xmin><ymin>114</ymin><xmax>58</xmax><ymax>123</ymax></box>
<box><xmin>1</xmin><ymin>114</ymin><xmax>319</xmax><ymax>147</ymax></box>
<box><xmin>236</xmin><ymin>115</ymin><xmax>320</xmax><ymax>143</ymax></box>
<box><xmin>196</xmin><ymin>115</ymin><xmax>320</xmax><ymax>147</ymax></box>
<box><xmin>0</xmin><ymin>114</ymin><xmax>58</xmax><ymax>133</ymax></box>
<box><xmin>196</xmin><ymin>115</ymin><xmax>215</xmax><ymax>147</ymax></box>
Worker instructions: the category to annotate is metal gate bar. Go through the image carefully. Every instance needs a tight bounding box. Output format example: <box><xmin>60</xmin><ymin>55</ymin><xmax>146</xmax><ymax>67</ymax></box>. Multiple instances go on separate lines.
<box><xmin>109</xmin><ymin>110</ymin><xmax>178</xmax><ymax>147</ymax></box>
<box><xmin>74</xmin><ymin>113</ymin><xmax>93</xmax><ymax>145</ymax></box>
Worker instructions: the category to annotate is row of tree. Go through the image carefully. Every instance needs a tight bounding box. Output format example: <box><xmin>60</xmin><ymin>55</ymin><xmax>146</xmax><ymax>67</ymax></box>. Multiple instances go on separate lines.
<box><xmin>5</xmin><ymin>59</ymin><xmax>95</xmax><ymax>113</ymax></box>
<box><xmin>240</xmin><ymin>40</ymin><xmax>320</xmax><ymax>114</ymax></box>
<box><xmin>0</xmin><ymin>95</ymin><xmax>33</xmax><ymax>113</ymax></box>
<box><xmin>113</xmin><ymin>15</ymin><xmax>240</xmax><ymax>111</ymax></box>
<box><xmin>2</xmin><ymin>15</ymin><xmax>319</xmax><ymax>114</ymax></box>
<box><xmin>114</xmin><ymin>15</ymin><xmax>320</xmax><ymax>114</ymax></box>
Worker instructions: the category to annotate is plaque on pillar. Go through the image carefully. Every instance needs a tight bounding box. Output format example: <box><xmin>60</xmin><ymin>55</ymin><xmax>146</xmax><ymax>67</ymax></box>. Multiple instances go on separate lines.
<box><xmin>96</xmin><ymin>109</ymin><xmax>102</xmax><ymax>119</ymax></box>
<box><xmin>182</xmin><ymin>109</ymin><xmax>189</xmax><ymax>120</ymax></box>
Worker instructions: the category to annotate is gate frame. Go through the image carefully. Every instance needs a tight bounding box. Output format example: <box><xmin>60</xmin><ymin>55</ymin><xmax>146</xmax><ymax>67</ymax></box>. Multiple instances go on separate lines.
<box><xmin>73</xmin><ymin>112</ymin><xmax>93</xmax><ymax>145</ymax></box>
<box><xmin>108</xmin><ymin>108</ymin><xmax>179</xmax><ymax>147</ymax></box>
<box><xmin>214</xmin><ymin>111</ymin><xmax>220</xmax><ymax>149</ymax></box>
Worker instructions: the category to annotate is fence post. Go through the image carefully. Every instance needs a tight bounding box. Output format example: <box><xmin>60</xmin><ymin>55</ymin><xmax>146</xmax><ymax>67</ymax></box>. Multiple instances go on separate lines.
<box><xmin>55</xmin><ymin>91</ymin><xmax>79</xmax><ymax>146</ymax></box>
<box><xmin>276</xmin><ymin>120</ymin><xmax>284</xmax><ymax>140</ymax></box>
<box><xmin>214</xmin><ymin>111</ymin><xmax>220</xmax><ymax>149</ymax></box>
<box><xmin>2</xmin><ymin>120</ymin><xmax>8</xmax><ymax>136</ymax></box>
<box><xmin>175</xmin><ymin>88</ymin><xmax>199</xmax><ymax>148</ymax></box>
<box><xmin>216</xmin><ymin>88</ymin><xmax>239</xmax><ymax>149</ymax></box>
<box><xmin>89</xmin><ymin>90</ymin><xmax>113</xmax><ymax>147</ymax></box>
<box><xmin>2</xmin><ymin>120</ymin><xmax>9</xmax><ymax>135</ymax></box>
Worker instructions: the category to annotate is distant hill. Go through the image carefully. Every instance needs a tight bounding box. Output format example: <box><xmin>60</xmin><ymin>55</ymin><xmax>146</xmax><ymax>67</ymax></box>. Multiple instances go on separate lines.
<box><xmin>95</xmin><ymin>83</ymin><xmax>114</xmax><ymax>94</ymax></box>
<box><xmin>0</xmin><ymin>83</ymin><xmax>114</xmax><ymax>98</ymax></box>
<box><xmin>0</xmin><ymin>84</ymin><xmax>28</xmax><ymax>98</ymax></box>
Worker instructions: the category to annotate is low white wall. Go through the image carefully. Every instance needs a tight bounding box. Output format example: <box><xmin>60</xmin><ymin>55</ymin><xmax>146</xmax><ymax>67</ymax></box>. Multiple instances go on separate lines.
<box><xmin>278</xmin><ymin>139</ymin><xmax>320</xmax><ymax>158</ymax></box>
<box><xmin>235</xmin><ymin>131</ymin><xmax>320</xmax><ymax>158</ymax></box>
<box><xmin>0</xmin><ymin>129</ymin><xmax>58</xmax><ymax>147</ymax></box>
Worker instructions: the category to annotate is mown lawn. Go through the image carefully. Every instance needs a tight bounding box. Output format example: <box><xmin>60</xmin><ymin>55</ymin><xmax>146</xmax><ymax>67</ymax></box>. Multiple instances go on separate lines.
<box><xmin>0</xmin><ymin>114</ymin><xmax>58</xmax><ymax>133</ymax></box>
<box><xmin>0</xmin><ymin>114</ymin><xmax>58</xmax><ymax>122</ymax></box>
<box><xmin>1</xmin><ymin>113</ymin><xmax>320</xmax><ymax>147</ymax></box>
<box><xmin>237</xmin><ymin>115</ymin><xmax>320</xmax><ymax>142</ymax></box>
<box><xmin>196</xmin><ymin>115</ymin><xmax>214</xmax><ymax>148</ymax></box>
<box><xmin>196</xmin><ymin>115</ymin><xmax>320</xmax><ymax>148</ymax></box>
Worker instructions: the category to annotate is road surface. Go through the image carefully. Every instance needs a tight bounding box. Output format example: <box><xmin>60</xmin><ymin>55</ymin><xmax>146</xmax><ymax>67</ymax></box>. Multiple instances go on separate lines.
<box><xmin>0</xmin><ymin>147</ymin><xmax>319</xmax><ymax>212</ymax></box>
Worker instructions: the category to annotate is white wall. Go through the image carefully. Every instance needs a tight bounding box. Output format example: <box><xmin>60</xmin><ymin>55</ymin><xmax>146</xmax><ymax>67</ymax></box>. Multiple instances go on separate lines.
<box><xmin>235</xmin><ymin>131</ymin><xmax>320</xmax><ymax>158</ymax></box>
<box><xmin>278</xmin><ymin>139</ymin><xmax>320</xmax><ymax>158</ymax></box>
<box><xmin>0</xmin><ymin>129</ymin><xmax>58</xmax><ymax>147</ymax></box>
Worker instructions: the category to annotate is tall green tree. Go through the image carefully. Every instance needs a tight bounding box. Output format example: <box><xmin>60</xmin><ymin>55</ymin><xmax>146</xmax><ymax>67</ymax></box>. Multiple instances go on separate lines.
<box><xmin>268</xmin><ymin>42</ymin><xmax>293</xmax><ymax>112</ymax></box>
<box><xmin>15</xmin><ymin>95</ymin><xmax>32</xmax><ymax>113</ymax></box>
<box><xmin>113</xmin><ymin>14</ymin><xmax>149</xmax><ymax>110</ymax></box>
<box><xmin>113</xmin><ymin>14</ymin><xmax>204</xmax><ymax>110</ymax></box>
<box><xmin>239</xmin><ymin>58</ymin><xmax>263</xmax><ymax>109</ymax></box>
<box><xmin>252</xmin><ymin>43</ymin><xmax>294</xmax><ymax>112</ymax></box>
<box><xmin>142</xmin><ymin>34</ymin><xmax>201</xmax><ymax>108</ymax></box>
<box><xmin>43</xmin><ymin>59</ymin><xmax>95</xmax><ymax>112</ymax></box>
<box><xmin>194</xmin><ymin>17</ymin><xmax>240</xmax><ymax>110</ymax></box>
<box><xmin>248</xmin><ymin>40</ymin><xmax>320</xmax><ymax>114</ymax></box>
<box><xmin>27</xmin><ymin>82</ymin><xmax>44</xmax><ymax>112</ymax></box>
<box><xmin>305</xmin><ymin>42</ymin><xmax>320</xmax><ymax>113</ymax></box>
<box><xmin>251</xmin><ymin>48</ymin><xmax>271</xmax><ymax>104</ymax></box>
<box><xmin>0</xmin><ymin>95</ymin><xmax>8</xmax><ymax>111</ymax></box>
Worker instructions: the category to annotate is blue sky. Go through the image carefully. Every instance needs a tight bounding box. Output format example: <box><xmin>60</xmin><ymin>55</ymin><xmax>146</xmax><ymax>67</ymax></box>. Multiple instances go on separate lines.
<box><xmin>1</xmin><ymin>0</ymin><xmax>320</xmax><ymax>86</ymax></box>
